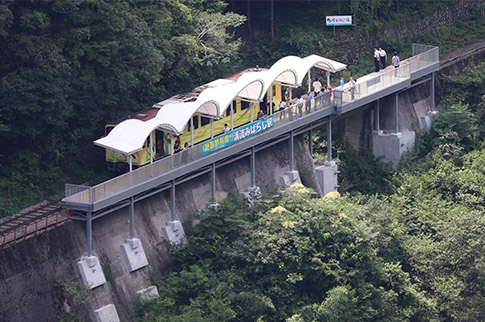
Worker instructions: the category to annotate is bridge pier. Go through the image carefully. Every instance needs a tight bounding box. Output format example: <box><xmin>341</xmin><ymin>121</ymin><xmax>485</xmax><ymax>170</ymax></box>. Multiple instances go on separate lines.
<box><xmin>162</xmin><ymin>180</ymin><xmax>187</xmax><ymax>245</ymax></box>
<box><xmin>77</xmin><ymin>211</ymin><xmax>107</xmax><ymax>289</ymax></box>
<box><xmin>280</xmin><ymin>130</ymin><xmax>302</xmax><ymax>187</ymax></box>
<box><xmin>372</xmin><ymin>130</ymin><xmax>415</xmax><ymax>168</ymax></box>
<box><xmin>120</xmin><ymin>198</ymin><xmax>148</xmax><ymax>272</ymax></box>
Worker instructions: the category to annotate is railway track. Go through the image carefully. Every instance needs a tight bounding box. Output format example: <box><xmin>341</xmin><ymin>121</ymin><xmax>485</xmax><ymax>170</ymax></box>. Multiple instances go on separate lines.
<box><xmin>0</xmin><ymin>200</ymin><xmax>70</xmax><ymax>248</ymax></box>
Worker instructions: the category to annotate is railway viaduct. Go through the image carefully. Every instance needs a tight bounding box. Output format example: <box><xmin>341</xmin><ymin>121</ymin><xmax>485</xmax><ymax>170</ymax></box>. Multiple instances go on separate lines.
<box><xmin>0</xmin><ymin>44</ymin><xmax>444</xmax><ymax>321</ymax></box>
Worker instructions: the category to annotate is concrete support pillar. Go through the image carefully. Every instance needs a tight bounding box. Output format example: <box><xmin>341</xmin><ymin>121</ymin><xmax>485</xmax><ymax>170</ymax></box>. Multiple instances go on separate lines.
<box><xmin>170</xmin><ymin>180</ymin><xmax>176</xmax><ymax>221</ymax></box>
<box><xmin>375</xmin><ymin>100</ymin><xmax>380</xmax><ymax>131</ymax></box>
<box><xmin>308</xmin><ymin>129</ymin><xmax>313</xmax><ymax>157</ymax></box>
<box><xmin>372</xmin><ymin>130</ymin><xmax>416</xmax><ymax>168</ymax></box>
<box><xmin>121</xmin><ymin>197</ymin><xmax>148</xmax><ymax>272</ymax></box>
<box><xmin>129</xmin><ymin>197</ymin><xmax>134</xmax><ymax>240</ymax></box>
<box><xmin>211</xmin><ymin>162</ymin><xmax>216</xmax><ymax>201</ymax></box>
<box><xmin>162</xmin><ymin>180</ymin><xmax>186</xmax><ymax>245</ymax></box>
<box><xmin>327</xmin><ymin>118</ymin><xmax>333</xmax><ymax>162</ymax></box>
<box><xmin>315</xmin><ymin>161</ymin><xmax>339</xmax><ymax>197</ymax></box>
<box><xmin>250</xmin><ymin>147</ymin><xmax>256</xmax><ymax>187</ymax></box>
<box><xmin>289</xmin><ymin>131</ymin><xmax>294</xmax><ymax>171</ymax></box>
<box><xmin>394</xmin><ymin>93</ymin><xmax>399</xmax><ymax>134</ymax></box>
<box><xmin>280</xmin><ymin>131</ymin><xmax>301</xmax><ymax>187</ymax></box>
<box><xmin>87</xmin><ymin>211</ymin><xmax>92</xmax><ymax>257</ymax></box>
<box><xmin>326</xmin><ymin>71</ymin><xmax>330</xmax><ymax>88</ymax></box>
<box><xmin>78</xmin><ymin>211</ymin><xmax>107</xmax><ymax>288</ymax></box>
<box><xmin>430</xmin><ymin>72</ymin><xmax>435</xmax><ymax>113</ymax></box>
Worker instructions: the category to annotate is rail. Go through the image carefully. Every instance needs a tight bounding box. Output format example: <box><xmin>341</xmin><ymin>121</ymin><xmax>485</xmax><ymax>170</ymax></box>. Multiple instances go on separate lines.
<box><xmin>64</xmin><ymin>44</ymin><xmax>439</xmax><ymax>207</ymax></box>
<box><xmin>1</xmin><ymin>209</ymin><xmax>70</xmax><ymax>248</ymax></box>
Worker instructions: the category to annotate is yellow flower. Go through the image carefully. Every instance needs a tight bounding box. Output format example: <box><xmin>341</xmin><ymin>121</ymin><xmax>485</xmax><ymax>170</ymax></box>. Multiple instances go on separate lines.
<box><xmin>324</xmin><ymin>191</ymin><xmax>340</xmax><ymax>199</ymax></box>
<box><xmin>271</xmin><ymin>206</ymin><xmax>287</xmax><ymax>214</ymax></box>
<box><xmin>289</xmin><ymin>183</ymin><xmax>304</xmax><ymax>189</ymax></box>
<box><xmin>282</xmin><ymin>220</ymin><xmax>297</xmax><ymax>228</ymax></box>
<box><xmin>339</xmin><ymin>212</ymin><xmax>347</xmax><ymax>219</ymax></box>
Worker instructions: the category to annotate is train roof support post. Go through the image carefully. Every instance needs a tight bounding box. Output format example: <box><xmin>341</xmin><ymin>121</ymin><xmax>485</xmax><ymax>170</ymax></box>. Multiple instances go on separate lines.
<box><xmin>230</xmin><ymin>101</ymin><xmax>234</xmax><ymax>130</ymax></box>
<box><xmin>211</xmin><ymin>118</ymin><xmax>214</xmax><ymax>139</ymax></box>
<box><xmin>307</xmin><ymin>70</ymin><xmax>311</xmax><ymax>93</ymax></box>
<box><xmin>191</xmin><ymin>117</ymin><xmax>194</xmax><ymax>147</ymax></box>
<box><xmin>270</xmin><ymin>85</ymin><xmax>273</xmax><ymax>115</ymax></box>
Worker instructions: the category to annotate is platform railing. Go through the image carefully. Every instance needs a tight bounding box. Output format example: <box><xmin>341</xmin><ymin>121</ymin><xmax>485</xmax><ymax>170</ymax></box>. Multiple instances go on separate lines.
<box><xmin>64</xmin><ymin>45</ymin><xmax>438</xmax><ymax>206</ymax></box>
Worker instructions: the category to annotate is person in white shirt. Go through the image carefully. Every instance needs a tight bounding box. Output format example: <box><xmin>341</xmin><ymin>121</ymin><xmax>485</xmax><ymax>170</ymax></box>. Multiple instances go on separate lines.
<box><xmin>312</xmin><ymin>78</ymin><xmax>322</xmax><ymax>96</ymax></box>
<box><xmin>379</xmin><ymin>47</ymin><xmax>387</xmax><ymax>69</ymax></box>
<box><xmin>223</xmin><ymin>123</ymin><xmax>230</xmax><ymax>133</ymax></box>
<box><xmin>374</xmin><ymin>47</ymin><xmax>380</xmax><ymax>72</ymax></box>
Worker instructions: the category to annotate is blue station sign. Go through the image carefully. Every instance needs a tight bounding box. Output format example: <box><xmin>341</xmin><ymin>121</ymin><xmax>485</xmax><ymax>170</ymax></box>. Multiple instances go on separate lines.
<box><xmin>202</xmin><ymin>116</ymin><xmax>275</xmax><ymax>156</ymax></box>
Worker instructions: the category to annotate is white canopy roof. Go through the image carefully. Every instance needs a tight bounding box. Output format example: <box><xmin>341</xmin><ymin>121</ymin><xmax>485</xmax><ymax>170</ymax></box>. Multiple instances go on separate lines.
<box><xmin>96</xmin><ymin>54</ymin><xmax>346</xmax><ymax>155</ymax></box>
<box><xmin>93</xmin><ymin>119</ymin><xmax>159</xmax><ymax>155</ymax></box>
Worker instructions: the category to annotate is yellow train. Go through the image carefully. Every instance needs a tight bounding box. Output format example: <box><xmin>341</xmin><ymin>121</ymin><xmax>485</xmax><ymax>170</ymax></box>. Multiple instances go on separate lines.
<box><xmin>104</xmin><ymin>73</ymin><xmax>283</xmax><ymax>171</ymax></box>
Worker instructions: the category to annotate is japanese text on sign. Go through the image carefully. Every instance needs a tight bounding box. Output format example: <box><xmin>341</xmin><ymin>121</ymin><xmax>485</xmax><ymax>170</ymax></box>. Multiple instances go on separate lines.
<box><xmin>202</xmin><ymin>116</ymin><xmax>274</xmax><ymax>156</ymax></box>
<box><xmin>326</xmin><ymin>15</ymin><xmax>352</xmax><ymax>26</ymax></box>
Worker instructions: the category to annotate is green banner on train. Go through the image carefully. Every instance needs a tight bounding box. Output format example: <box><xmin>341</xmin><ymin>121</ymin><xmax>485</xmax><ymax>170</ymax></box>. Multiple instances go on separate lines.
<box><xmin>202</xmin><ymin>116</ymin><xmax>275</xmax><ymax>156</ymax></box>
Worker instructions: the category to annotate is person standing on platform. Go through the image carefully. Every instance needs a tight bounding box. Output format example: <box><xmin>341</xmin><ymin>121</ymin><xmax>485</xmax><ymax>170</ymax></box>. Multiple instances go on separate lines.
<box><xmin>312</xmin><ymin>78</ymin><xmax>322</xmax><ymax>96</ymax></box>
<box><xmin>349</xmin><ymin>77</ymin><xmax>356</xmax><ymax>100</ymax></box>
<box><xmin>379</xmin><ymin>47</ymin><xmax>387</xmax><ymax>69</ymax></box>
<box><xmin>392</xmin><ymin>52</ymin><xmax>400</xmax><ymax>68</ymax></box>
<box><xmin>340</xmin><ymin>77</ymin><xmax>344</xmax><ymax>89</ymax></box>
<box><xmin>374</xmin><ymin>47</ymin><xmax>380</xmax><ymax>72</ymax></box>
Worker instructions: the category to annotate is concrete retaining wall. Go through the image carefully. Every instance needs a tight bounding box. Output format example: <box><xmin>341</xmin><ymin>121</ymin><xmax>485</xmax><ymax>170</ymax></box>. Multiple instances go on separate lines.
<box><xmin>0</xmin><ymin>135</ymin><xmax>316</xmax><ymax>322</ymax></box>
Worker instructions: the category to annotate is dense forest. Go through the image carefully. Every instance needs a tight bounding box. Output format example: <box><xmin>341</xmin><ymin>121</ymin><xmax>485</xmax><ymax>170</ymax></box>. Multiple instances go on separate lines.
<box><xmin>1</xmin><ymin>0</ymin><xmax>484</xmax><ymax>216</ymax></box>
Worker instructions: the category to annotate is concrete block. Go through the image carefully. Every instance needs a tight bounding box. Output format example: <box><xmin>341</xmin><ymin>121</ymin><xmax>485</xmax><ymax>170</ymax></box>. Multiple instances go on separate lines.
<box><xmin>94</xmin><ymin>304</ymin><xmax>120</xmax><ymax>322</ymax></box>
<box><xmin>372</xmin><ymin>130</ymin><xmax>415</xmax><ymax>168</ymax></box>
<box><xmin>77</xmin><ymin>256</ymin><xmax>106</xmax><ymax>289</ymax></box>
<box><xmin>279</xmin><ymin>170</ymin><xmax>301</xmax><ymax>187</ymax></box>
<box><xmin>315</xmin><ymin>161</ymin><xmax>339</xmax><ymax>197</ymax></box>
<box><xmin>136</xmin><ymin>285</ymin><xmax>160</xmax><ymax>301</ymax></box>
<box><xmin>161</xmin><ymin>220</ymin><xmax>186</xmax><ymax>245</ymax></box>
<box><xmin>120</xmin><ymin>238</ymin><xmax>149</xmax><ymax>272</ymax></box>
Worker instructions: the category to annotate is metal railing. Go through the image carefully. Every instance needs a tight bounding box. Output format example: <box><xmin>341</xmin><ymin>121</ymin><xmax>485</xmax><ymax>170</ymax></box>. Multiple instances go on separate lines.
<box><xmin>1</xmin><ymin>209</ymin><xmax>70</xmax><ymax>248</ymax></box>
<box><xmin>64</xmin><ymin>45</ymin><xmax>439</xmax><ymax>206</ymax></box>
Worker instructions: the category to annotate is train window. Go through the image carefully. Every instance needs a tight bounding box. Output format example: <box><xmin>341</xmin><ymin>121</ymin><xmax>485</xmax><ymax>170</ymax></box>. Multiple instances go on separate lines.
<box><xmin>225</xmin><ymin>104</ymin><xmax>235</xmax><ymax>117</ymax></box>
<box><xmin>241</xmin><ymin>100</ymin><xmax>250</xmax><ymax>110</ymax></box>
<box><xmin>192</xmin><ymin>116</ymin><xmax>199</xmax><ymax>129</ymax></box>
<box><xmin>201</xmin><ymin>116</ymin><xmax>210</xmax><ymax>127</ymax></box>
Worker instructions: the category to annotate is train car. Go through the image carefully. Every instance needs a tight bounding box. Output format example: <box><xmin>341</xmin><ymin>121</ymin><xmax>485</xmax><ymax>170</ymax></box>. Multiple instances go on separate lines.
<box><xmin>104</xmin><ymin>68</ymin><xmax>283</xmax><ymax>172</ymax></box>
